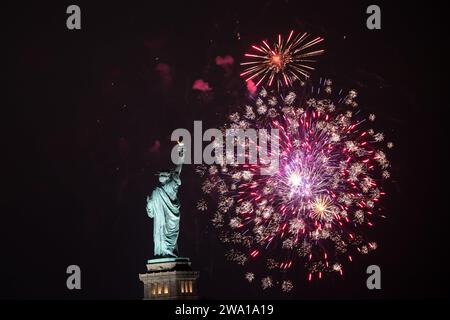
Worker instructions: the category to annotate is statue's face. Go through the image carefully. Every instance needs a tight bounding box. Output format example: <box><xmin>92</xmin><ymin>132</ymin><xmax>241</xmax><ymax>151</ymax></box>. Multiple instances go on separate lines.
<box><xmin>158</xmin><ymin>172</ymin><xmax>170</xmax><ymax>184</ymax></box>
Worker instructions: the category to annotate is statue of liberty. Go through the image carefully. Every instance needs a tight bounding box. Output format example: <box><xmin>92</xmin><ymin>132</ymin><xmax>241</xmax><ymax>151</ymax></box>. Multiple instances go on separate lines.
<box><xmin>146</xmin><ymin>141</ymin><xmax>184</xmax><ymax>258</ymax></box>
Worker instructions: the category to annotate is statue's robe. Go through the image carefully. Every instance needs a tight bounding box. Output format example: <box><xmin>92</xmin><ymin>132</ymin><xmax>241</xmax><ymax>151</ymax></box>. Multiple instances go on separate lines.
<box><xmin>146</xmin><ymin>172</ymin><xmax>181</xmax><ymax>257</ymax></box>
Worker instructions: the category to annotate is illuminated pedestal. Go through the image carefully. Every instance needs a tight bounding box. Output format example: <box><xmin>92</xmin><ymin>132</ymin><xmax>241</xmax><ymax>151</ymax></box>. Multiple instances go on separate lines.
<box><xmin>139</xmin><ymin>257</ymin><xmax>199</xmax><ymax>300</ymax></box>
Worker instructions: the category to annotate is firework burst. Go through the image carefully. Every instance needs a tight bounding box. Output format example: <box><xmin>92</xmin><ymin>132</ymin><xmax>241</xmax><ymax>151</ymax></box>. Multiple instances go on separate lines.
<box><xmin>240</xmin><ymin>31</ymin><xmax>324</xmax><ymax>89</ymax></box>
<box><xmin>197</xmin><ymin>79</ymin><xmax>392</xmax><ymax>291</ymax></box>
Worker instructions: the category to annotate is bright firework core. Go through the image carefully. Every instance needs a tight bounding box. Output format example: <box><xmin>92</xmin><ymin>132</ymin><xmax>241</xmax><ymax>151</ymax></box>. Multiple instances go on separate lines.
<box><xmin>288</xmin><ymin>172</ymin><xmax>302</xmax><ymax>188</ymax></box>
<box><xmin>270</xmin><ymin>53</ymin><xmax>288</xmax><ymax>72</ymax></box>
<box><xmin>282</xmin><ymin>149</ymin><xmax>330</xmax><ymax>205</ymax></box>
<box><xmin>287</xmin><ymin>171</ymin><xmax>312</xmax><ymax>197</ymax></box>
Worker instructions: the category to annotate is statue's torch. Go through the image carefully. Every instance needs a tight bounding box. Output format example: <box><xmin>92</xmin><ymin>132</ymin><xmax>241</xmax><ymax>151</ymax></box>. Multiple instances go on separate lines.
<box><xmin>174</xmin><ymin>139</ymin><xmax>185</xmax><ymax>175</ymax></box>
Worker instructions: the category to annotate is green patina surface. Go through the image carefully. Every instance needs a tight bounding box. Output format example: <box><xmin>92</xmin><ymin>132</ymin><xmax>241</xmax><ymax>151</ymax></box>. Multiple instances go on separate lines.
<box><xmin>146</xmin><ymin>145</ymin><xmax>184</xmax><ymax>258</ymax></box>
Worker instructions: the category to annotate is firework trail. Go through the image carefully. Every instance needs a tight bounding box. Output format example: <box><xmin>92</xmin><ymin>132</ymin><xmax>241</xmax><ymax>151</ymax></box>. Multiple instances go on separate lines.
<box><xmin>240</xmin><ymin>31</ymin><xmax>324</xmax><ymax>90</ymax></box>
<box><xmin>197</xmin><ymin>79</ymin><xmax>392</xmax><ymax>291</ymax></box>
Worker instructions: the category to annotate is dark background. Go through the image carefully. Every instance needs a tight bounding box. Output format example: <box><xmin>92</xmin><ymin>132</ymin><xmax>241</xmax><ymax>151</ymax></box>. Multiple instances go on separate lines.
<box><xmin>4</xmin><ymin>0</ymin><xmax>447</xmax><ymax>299</ymax></box>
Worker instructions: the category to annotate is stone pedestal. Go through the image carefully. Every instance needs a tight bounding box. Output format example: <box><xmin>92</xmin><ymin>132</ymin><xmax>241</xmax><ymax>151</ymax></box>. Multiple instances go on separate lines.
<box><xmin>139</xmin><ymin>257</ymin><xmax>199</xmax><ymax>300</ymax></box>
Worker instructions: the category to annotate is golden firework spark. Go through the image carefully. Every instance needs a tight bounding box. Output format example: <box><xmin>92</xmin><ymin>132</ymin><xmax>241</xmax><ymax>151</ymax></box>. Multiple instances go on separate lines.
<box><xmin>311</xmin><ymin>194</ymin><xmax>334</xmax><ymax>222</ymax></box>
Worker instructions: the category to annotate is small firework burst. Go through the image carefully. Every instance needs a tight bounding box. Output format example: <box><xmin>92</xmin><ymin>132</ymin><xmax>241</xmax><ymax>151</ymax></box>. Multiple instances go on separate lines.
<box><xmin>196</xmin><ymin>199</ymin><xmax>208</xmax><ymax>211</ymax></box>
<box><xmin>225</xmin><ymin>249</ymin><xmax>248</xmax><ymax>266</ymax></box>
<box><xmin>245</xmin><ymin>272</ymin><xmax>255</xmax><ymax>282</ymax></box>
<box><xmin>197</xmin><ymin>79</ymin><xmax>392</xmax><ymax>290</ymax></box>
<box><xmin>240</xmin><ymin>31</ymin><xmax>324</xmax><ymax>89</ymax></box>
<box><xmin>261</xmin><ymin>276</ymin><xmax>274</xmax><ymax>290</ymax></box>
<box><xmin>281</xmin><ymin>280</ymin><xmax>294</xmax><ymax>292</ymax></box>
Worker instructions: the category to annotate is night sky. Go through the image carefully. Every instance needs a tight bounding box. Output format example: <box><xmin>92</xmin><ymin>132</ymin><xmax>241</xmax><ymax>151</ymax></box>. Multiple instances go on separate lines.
<box><xmin>4</xmin><ymin>1</ymin><xmax>447</xmax><ymax>299</ymax></box>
